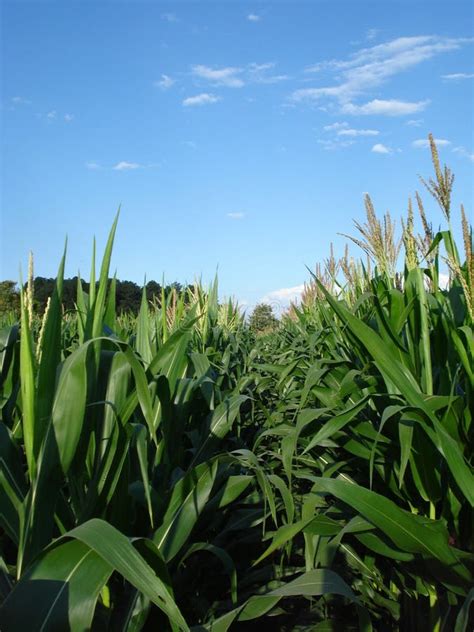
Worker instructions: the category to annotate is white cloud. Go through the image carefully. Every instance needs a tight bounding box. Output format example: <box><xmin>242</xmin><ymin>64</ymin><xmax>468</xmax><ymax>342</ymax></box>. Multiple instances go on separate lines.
<box><xmin>342</xmin><ymin>98</ymin><xmax>429</xmax><ymax>116</ymax></box>
<box><xmin>161</xmin><ymin>12</ymin><xmax>178</xmax><ymax>22</ymax></box>
<box><xmin>338</xmin><ymin>128</ymin><xmax>379</xmax><ymax>137</ymax></box>
<box><xmin>261</xmin><ymin>284</ymin><xmax>305</xmax><ymax>305</ymax></box>
<box><xmin>441</xmin><ymin>72</ymin><xmax>474</xmax><ymax>80</ymax></box>
<box><xmin>64</xmin><ymin>113</ymin><xmax>74</xmax><ymax>122</ymax></box>
<box><xmin>452</xmin><ymin>146</ymin><xmax>474</xmax><ymax>161</ymax></box>
<box><xmin>182</xmin><ymin>93</ymin><xmax>220</xmax><ymax>107</ymax></box>
<box><xmin>292</xmin><ymin>36</ymin><xmax>471</xmax><ymax>113</ymax></box>
<box><xmin>113</xmin><ymin>161</ymin><xmax>141</xmax><ymax>170</ymax></box>
<box><xmin>46</xmin><ymin>110</ymin><xmax>57</xmax><ymax>120</ymax></box>
<box><xmin>227</xmin><ymin>212</ymin><xmax>245</xmax><ymax>220</ymax></box>
<box><xmin>192</xmin><ymin>65</ymin><xmax>244</xmax><ymax>88</ymax></box>
<box><xmin>247</xmin><ymin>62</ymin><xmax>289</xmax><ymax>84</ymax></box>
<box><xmin>191</xmin><ymin>62</ymin><xmax>288</xmax><ymax>89</ymax></box>
<box><xmin>247</xmin><ymin>13</ymin><xmax>261</xmax><ymax>22</ymax></box>
<box><xmin>182</xmin><ymin>140</ymin><xmax>197</xmax><ymax>149</ymax></box>
<box><xmin>406</xmin><ymin>118</ymin><xmax>423</xmax><ymax>126</ymax></box>
<box><xmin>155</xmin><ymin>74</ymin><xmax>175</xmax><ymax>90</ymax></box>
<box><xmin>372</xmin><ymin>143</ymin><xmax>392</xmax><ymax>154</ymax></box>
<box><xmin>412</xmin><ymin>138</ymin><xmax>451</xmax><ymax>148</ymax></box>
<box><xmin>323</xmin><ymin>121</ymin><xmax>349</xmax><ymax>131</ymax></box>
<box><xmin>87</xmin><ymin>161</ymin><xmax>159</xmax><ymax>171</ymax></box>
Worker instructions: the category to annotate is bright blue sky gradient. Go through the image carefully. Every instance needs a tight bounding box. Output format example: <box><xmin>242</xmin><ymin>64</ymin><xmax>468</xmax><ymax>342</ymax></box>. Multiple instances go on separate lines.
<box><xmin>2</xmin><ymin>0</ymin><xmax>473</xmax><ymax>310</ymax></box>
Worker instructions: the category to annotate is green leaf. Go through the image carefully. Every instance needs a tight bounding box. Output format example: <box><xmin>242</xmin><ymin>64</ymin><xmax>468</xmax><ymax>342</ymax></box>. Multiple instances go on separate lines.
<box><xmin>0</xmin><ymin>540</ymin><xmax>111</xmax><ymax>632</ymax></box>
<box><xmin>313</xmin><ymin>477</ymin><xmax>471</xmax><ymax>585</ymax></box>
<box><xmin>154</xmin><ymin>460</ymin><xmax>218</xmax><ymax>562</ymax></box>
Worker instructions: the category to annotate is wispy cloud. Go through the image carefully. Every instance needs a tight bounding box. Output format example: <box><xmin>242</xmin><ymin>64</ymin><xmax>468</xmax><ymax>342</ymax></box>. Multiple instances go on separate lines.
<box><xmin>372</xmin><ymin>143</ymin><xmax>392</xmax><ymax>154</ymax></box>
<box><xmin>321</xmin><ymin>122</ymin><xmax>380</xmax><ymax>149</ymax></box>
<box><xmin>155</xmin><ymin>74</ymin><xmax>175</xmax><ymax>90</ymax></box>
<box><xmin>453</xmin><ymin>146</ymin><xmax>474</xmax><ymax>161</ymax></box>
<box><xmin>113</xmin><ymin>161</ymin><xmax>141</xmax><ymax>170</ymax></box>
<box><xmin>247</xmin><ymin>13</ymin><xmax>261</xmax><ymax>22</ymax></box>
<box><xmin>292</xmin><ymin>35</ymin><xmax>472</xmax><ymax>114</ymax></box>
<box><xmin>64</xmin><ymin>113</ymin><xmax>74</xmax><ymax>122</ymax></box>
<box><xmin>183</xmin><ymin>93</ymin><xmax>221</xmax><ymax>107</ymax></box>
<box><xmin>338</xmin><ymin>127</ymin><xmax>379</xmax><ymax>137</ymax></box>
<box><xmin>192</xmin><ymin>65</ymin><xmax>244</xmax><ymax>88</ymax></box>
<box><xmin>182</xmin><ymin>140</ymin><xmax>197</xmax><ymax>149</ymax></box>
<box><xmin>318</xmin><ymin>138</ymin><xmax>355</xmax><ymax>151</ymax></box>
<box><xmin>323</xmin><ymin>121</ymin><xmax>349</xmax><ymax>131</ymax></box>
<box><xmin>227</xmin><ymin>212</ymin><xmax>246</xmax><ymax>220</ymax></box>
<box><xmin>412</xmin><ymin>138</ymin><xmax>450</xmax><ymax>148</ymax></box>
<box><xmin>342</xmin><ymin>98</ymin><xmax>429</xmax><ymax>116</ymax></box>
<box><xmin>366</xmin><ymin>28</ymin><xmax>379</xmax><ymax>41</ymax></box>
<box><xmin>247</xmin><ymin>62</ymin><xmax>289</xmax><ymax>84</ymax></box>
<box><xmin>87</xmin><ymin>161</ymin><xmax>159</xmax><ymax>171</ymax></box>
<box><xmin>191</xmin><ymin>62</ymin><xmax>288</xmax><ymax>89</ymax></box>
<box><xmin>406</xmin><ymin>118</ymin><xmax>423</xmax><ymax>127</ymax></box>
<box><xmin>46</xmin><ymin>110</ymin><xmax>57</xmax><ymax>120</ymax></box>
<box><xmin>161</xmin><ymin>12</ymin><xmax>178</xmax><ymax>23</ymax></box>
<box><xmin>441</xmin><ymin>72</ymin><xmax>474</xmax><ymax>80</ymax></box>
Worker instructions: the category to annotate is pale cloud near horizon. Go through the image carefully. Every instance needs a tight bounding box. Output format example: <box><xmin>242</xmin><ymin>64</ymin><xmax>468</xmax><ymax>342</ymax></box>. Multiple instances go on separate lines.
<box><xmin>113</xmin><ymin>161</ymin><xmax>141</xmax><ymax>170</ymax></box>
<box><xmin>86</xmin><ymin>161</ymin><xmax>160</xmax><ymax>170</ymax></box>
<box><xmin>441</xmin><ymin>72</ymin><xmax>474</xmax><ymax>80</ymax></box>
<box><xmin>182</xmin><ymin>92</ymin><xmax>221</xmax><ymax>106</ymax></box>
<box><xmin>155</xmin><ymin>74</ymin><xmax>175</xmax><ymax>90</ymax></box>
<box><xmin>227</xmin><ymin>212</ymin><xmax>246</xmax><ymax>220</ymax></box>
<box><xmin>261</xmin><ymin>284</ymin><xmax>305</xmax><ymax>306</ymax></box>
<box><xmin>412</xmin><ymin>138</ymin><xmax>451</xmax><ymax>148</ymax></box>
<box><xmin>341</xmin><ymin>98</ymin><xmax>429</xmax><ymax>116</ymax></box>
<box><xmin>291</xmin><ymin>35</ymin><xmax>472</xmax><ymax>114</ymax></box>
<box><xmin>372</xmin><ymin>143</ymin><xmax>392</xmax><ymax>154</ymax></box>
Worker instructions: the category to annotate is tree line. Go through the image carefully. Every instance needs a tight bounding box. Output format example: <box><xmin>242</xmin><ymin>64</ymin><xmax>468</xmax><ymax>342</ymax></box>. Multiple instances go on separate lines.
<box><xmin>0</xmin><ymin>278</ymin><xmax>194</xmax><ymax>315</ymax></box>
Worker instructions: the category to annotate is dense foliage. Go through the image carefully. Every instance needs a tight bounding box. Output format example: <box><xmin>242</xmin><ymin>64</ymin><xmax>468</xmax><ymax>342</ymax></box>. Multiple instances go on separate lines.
<box><xmin>0</xmin><ymin>277</ymin><xmax>195</xmax><ymax>316</ymax></box>
<box><xmin>249</xmin><ymin>303</ymin><xmax>279</xmax><ymax>334</ymax></box>
<box><xmin>0</xmin><ymin>138</ymin><xmax>472</xmax><ymax>631</ymax></box>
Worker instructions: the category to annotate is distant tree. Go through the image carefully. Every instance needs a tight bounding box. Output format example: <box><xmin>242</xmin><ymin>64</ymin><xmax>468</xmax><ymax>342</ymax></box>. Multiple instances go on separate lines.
<box><xmin>0</xmin><ymin>281</ymin><xmax>20</xmax><ymax>313</ymax></box>
<box><xmin>116</xmin><ymin>280</ymin><xmax>141</xmax><ymax>314</ymax></box>
<box><xmin>2</xmin><ymin>276</ymin><xmax>191</xmax><ymax>316</ymax></box>
<box><xmin>249</xmin><ymin>303</ymin><xmax>278</xmax><ymax>334</ymax></box>
<box><xmin>145</xmin><ymin>280</ymin><xmax>162</xmax><ymax>304</ymax></box>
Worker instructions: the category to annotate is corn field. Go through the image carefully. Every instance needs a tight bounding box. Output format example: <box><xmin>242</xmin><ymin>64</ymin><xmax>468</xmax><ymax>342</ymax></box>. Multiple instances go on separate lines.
<box><xmin>0</xmin><ymin>137</ymin><xmax>472</xmax><ymax>631</ymax></box>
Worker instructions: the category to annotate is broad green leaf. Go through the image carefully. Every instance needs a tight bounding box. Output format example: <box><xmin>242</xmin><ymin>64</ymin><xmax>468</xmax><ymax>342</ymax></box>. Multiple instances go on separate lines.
<box><xmin>154</xmin><ymin>460</ymin><xmax>218</xmax><ymax>562</ymax></box>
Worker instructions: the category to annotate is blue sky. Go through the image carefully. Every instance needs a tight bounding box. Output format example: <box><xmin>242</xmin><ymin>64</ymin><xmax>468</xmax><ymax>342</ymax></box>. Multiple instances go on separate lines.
<box><xmin>2</xmin><ymin>0</ymin><xmax>473</xmax><ymax>312</ymax></box>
